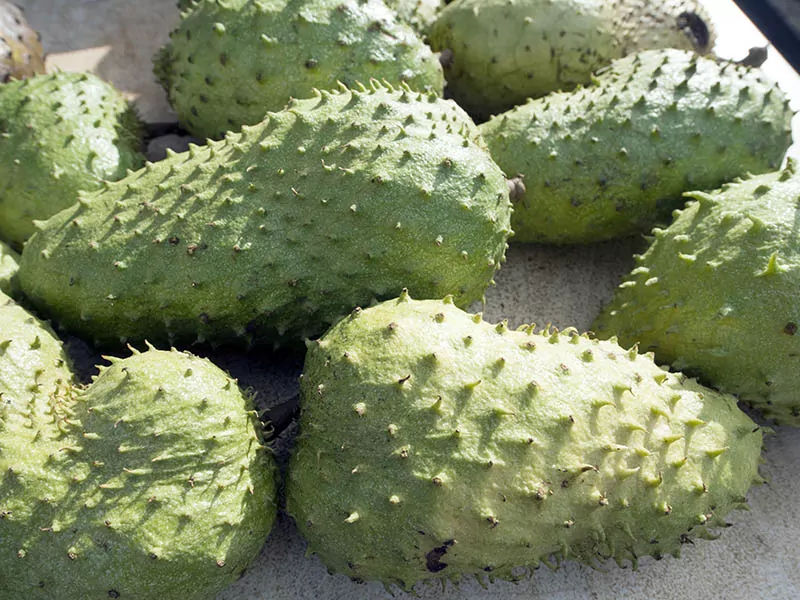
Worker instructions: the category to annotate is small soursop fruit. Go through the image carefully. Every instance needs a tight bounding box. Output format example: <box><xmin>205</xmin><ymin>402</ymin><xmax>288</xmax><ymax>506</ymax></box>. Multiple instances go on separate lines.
<box><xmin>428</xmin><ymin>0</ymin><xmax>715</xmax><ymax>120</ymax></box>
<box><xmin>0</xmin><ymin>1</ymin><xmax>45</xmax><ymax>82</ymax></box>
<box><xmin>0</xmin><ymin>239</ymin><xmax>19</xmax><ymax>296</ymax></box>
<box><xmin>593</xmin><ymin>161</ymin><xmax>800</xmax><ymax>426</ymax></box>
<box><xmin>479</xmin><ymin>49</ymin><xmax>794</xmax><ymax>244</ymax></box>
<box><xmin>157</xmin><ymin>0</ymin><xmax>445</xmax><ymax>139</ymax></box>
<box><xmin>0</xmin><ymin>72</ymin><xmax>145</xmax><ymax>248</ymax></box>
<box><xmin>0</xmin><ymin>300</ymin><xmax>278</xmax><ymax>598</ymax></box>
<box><xmin>286</xmin><ymin>292</ymin><xmax>764</xmax><ymax>589</ymax></box>
<box><xmin>18</xmin><ymin>82</ymin><xmax>511</xmax><ymax>348</ymax></box>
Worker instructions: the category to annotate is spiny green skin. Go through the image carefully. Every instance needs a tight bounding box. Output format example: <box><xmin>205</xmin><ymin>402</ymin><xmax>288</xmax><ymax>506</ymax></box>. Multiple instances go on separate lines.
<box><xmin>158</xmin><ymin>0</ymin><xmax>445</xmax><ymax>140</ymax></box>
<box><xmin>0</xmin><ymin>72</ymin><xmax>145</xmax><ymax>248</ymax></box>
<box><xmin>287</xmin><ymin>293</ymin><xmax>763</xmax><ymax>590</ymax></box>
<box><xmin>0</xmin><ymin>289</ymin><xmax>74</xmax><ymax>415</ymax></box>
<box><xmin>0</xmin><ymin>239</ymin><xmax>19</xmax><ymax>296</ymax></box>
<box><xmin>18</xmin><ymin>83</ymin><xmax>511</xmax><ymax>349</ymax></box>
<box><xmin>480</xmin><ymin>49</ymin><xmax>794</xmax><ymax>244</ymax></box>
<box><xmin>428</xmin><ymin>0</ymin><xmax>715</xmax><ymax>121</ymax></box>
<box><xmin>385</xmin><ymin>0</ymin><xmax>444</xmax><ymax>36</ymax></box>
<box><xmin>593</xmin><ymin>162</ymin><xmax>800</xmax><ymax>426</ymax></box>
<box><xmin>0</xmin><ymin>1</ymin><xmax>46</xmax><ymax>82</ymax></box>
<box><xmin>0</xmin><ymin>346</ymin><xmax>278</xmax><ymax>599</ymax></box>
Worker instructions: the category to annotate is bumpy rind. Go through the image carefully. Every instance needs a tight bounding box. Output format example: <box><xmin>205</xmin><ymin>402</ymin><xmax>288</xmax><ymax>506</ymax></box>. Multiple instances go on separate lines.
<box><xmin>18</xmin><ymin>82</ymin><xmax>511</xmax><ymax>349</ymax></box>
<box><xmin>479</xmin><ymin>49</ymin><xmax>794</xmax><ymax>243</ymax></box>
<box><xmin>0</xmin><ymin>240</ymin><xmax>19</xmax><ymax>296</ymax></box>
<box><xmin>157</xmin><ymin>0</ymin><xmax>445</xmax><ymax>139</ymax></box>
<box><xmin>0</xmin><ymin>312</ymin><xmax>277</xmax><ymax>599</ymax></box>
<box><xmin>0</xmin><ymin>72</ymin><xmax>145</xmax><ymax>247</ymax></box>
<box><xmin>0</xmin><ymin>0</ymin><xmax>46</xmax><ymax>82</ymax></box>
<box><xmin>428</xmin><ymin>0</ymin><xmax>716</xmax><ymax>120</ymax></box>
<box><xmin>287</xmin><ymin>293</ymin><xmax>763</xmax><ymax>590</ymax></box>
<box><xmin>594</xmin><ymin>161</ymin><xmax>800</xmax><ymax>426</ymax></box>
<box><xmin>386</xmin><ymin>0</ymin><xmax>444</xmax><ymax>36</ymax></box>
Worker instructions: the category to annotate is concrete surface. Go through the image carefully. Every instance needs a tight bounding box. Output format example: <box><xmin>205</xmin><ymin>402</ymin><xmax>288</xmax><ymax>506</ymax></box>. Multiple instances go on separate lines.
<box><xmin>11</xmin><ymin>0</ymin><xmax>800</xmax><ymax>599</ymax></box>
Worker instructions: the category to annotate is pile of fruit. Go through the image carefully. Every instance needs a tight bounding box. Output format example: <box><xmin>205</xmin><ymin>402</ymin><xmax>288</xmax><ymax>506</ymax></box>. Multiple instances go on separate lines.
<box><xmin>0</xmin><ymin>0</ymin><xmax>796</xmax><ymax>597</ymax></box>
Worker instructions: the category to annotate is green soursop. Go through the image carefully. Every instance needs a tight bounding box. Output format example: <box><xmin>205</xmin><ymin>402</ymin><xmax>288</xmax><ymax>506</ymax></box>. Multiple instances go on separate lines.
<box><xmin>18</xmin><ymin>82</ymin><xmax>511</xmax><ymax>348</ymax></box>
<box><xmin>286</xmin><ymin>292</ymin><xmax>764</xmax><ymax>589</ymax></box>
<box><xmin>0</xmin><ymin>1</ymin><xmax>46</xmax><ymax>83</ymax></box>
<box><xmin>479</xmin><ymin>49</ymin><xmax>794</xmax><ymax>244</ymax></box>
<box><xmin>0</xmin><ymin>240</ymin><xmax>19</xmax><ymax>295</ymax></box>
<box><xmin>428</xmin><ymin>0</ymin><xmax>715</xmax><ymax>120</ymax></box>
<box><xmin>157</xmin><ymin>0</ymin><xmax>444</xmax><ymax>139</ymax></box>
<box><xmin>0</xmin><ymin>72</ymin><xmax>144</xmax><ymax>247</ymax></box>
<box><xmin>0</xmin><ymin>298</ymin><xmax>277</xmax><ymax>598</ymax></box>
<box><xmin>593</xmin><ymin>161</ymin><xmax>800</xmax><ymax>426</ymax></box>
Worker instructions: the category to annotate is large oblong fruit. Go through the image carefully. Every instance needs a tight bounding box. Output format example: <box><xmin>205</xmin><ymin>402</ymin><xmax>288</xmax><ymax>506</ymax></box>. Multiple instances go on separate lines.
<box><xmin>19</xmin><ymin>82</ymin><xmax>511</xmax><ymax>348</ymax></box>
<box><xmin>479</xmin><ymin>49</ymin><xmax>794</xmax><ymax>243</ymax></box>
<box><xmin>593</xmin><ymin>161</ymin><xmax>800</xmax><ymax>426</ymax></box>
<box><xmin>286</xmin><ymin>293</ymin><xmax>764</xmax><ymax>590</ymax></box>
<box><xmin>0</xmin><ymin>292</ymin><xmax>278</xmax><ymax>599</ymax></box>
<box><xmin>157</xmin><ymin>0</ymin><xmax>445</xmax><ymax>139</ymax></box>
<box><xmin>0</xmin><ymin>72</ymin><xmax>144</xmax><ymax>247</ymax></box>
<box><xmin>428</xmin><ymin>0</ymin><xmax>715</xmax><ymax>120</ymax></box>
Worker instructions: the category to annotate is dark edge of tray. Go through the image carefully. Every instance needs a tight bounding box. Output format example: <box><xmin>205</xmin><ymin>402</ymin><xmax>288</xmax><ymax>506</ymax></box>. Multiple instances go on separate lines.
<box><xmin>732</xmin><ymin>0</ymin><xmax>800</xmax><ymax>72</ymax></box>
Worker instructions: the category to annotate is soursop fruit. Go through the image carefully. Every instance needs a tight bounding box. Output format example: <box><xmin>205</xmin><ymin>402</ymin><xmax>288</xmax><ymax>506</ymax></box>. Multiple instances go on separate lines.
<box><xmin>594</xmin><ymin>161</ymin><xmax>800</xmax><ymax>426</ymax></box>
<box><xmin>18</xmin><ymin>82</ymin><xmax>511</xmax><ymax>348</ymax></box>
<box><xmin>479</xmin><ymin>49</ymin><xmax>794</xmax><ymax>244</ymax></box>
<box><xmin>0</xmin><ymin>239</ymin><xmax>19</xmax><ymax>295</ymax></box>
<box><xmin>0</xmin><ymin>1</ymin><xmax>45</xmax><ymax>83</ymax></box>
<box><xmin>156</xmin><ymin>0</ymin><xmax>445</xmax><ymax>140</ymax></box>
<box><xmin>428</xmin><ymin>0</ymin><xmax>715</xmax><ymax>120</ymax></box>
<box><xmin>0</xmin><ymin>72</ymin><xmax>145</xmax><ymax>248</ymax></box>
<box><xmin>0</xmin><ymin>298</ymin><xmax>278</xmax><ymax>599</ymax></box>
<box><xmin>286</xmin><ymin>292</ymin><xmax>764</xmax><ymax>589</ymax></box>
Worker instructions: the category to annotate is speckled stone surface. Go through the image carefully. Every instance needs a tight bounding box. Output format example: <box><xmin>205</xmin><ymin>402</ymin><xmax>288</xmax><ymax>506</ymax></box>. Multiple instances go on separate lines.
<box><xmin>11</xmin><ymin>0</ymin><xmax>800</xmax><ymax>598</ymax></box>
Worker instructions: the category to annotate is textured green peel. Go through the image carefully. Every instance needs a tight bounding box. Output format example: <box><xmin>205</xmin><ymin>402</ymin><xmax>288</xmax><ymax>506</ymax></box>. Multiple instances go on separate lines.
<box><xmin>0</xmin><ymin>297</ymin><xmax>278</xmax><ymax>598</ymax></box>
<box><xmin>479</xmin><ymin>49</ymin><xmax>794</xmax><ymax>243</ymax></box>
<box><xmin>428</xmin><ymin>0</ymin><xmax>715</xmax><ymax>120</ymax></box>
<box><xmin>0</xmin><ymin>72</ymin><xmax>145</xmax><ymax>247</ymax></box>
<box><xmin>594</xmin><ymin>161</ymin><xmax>800</xmax><ymax>426</ymax></box>
<box><xmin>157</xmin><ymin>0</ymin><xmax>445</xmax><ymax>139</ymax></box>
<box><xmin>287</xmin><ymin>293</ymin><xmax>763</xmax><ymax>590</ymax></box>
<box><xmin>0</xmin><ymin>240</ymin><xmax>19</xmax><ymax>296</ymax></box>
<box><xmin>18</xmin><ymin>82</ymin><xmax>511</xmax><ymax>349</ymax></box>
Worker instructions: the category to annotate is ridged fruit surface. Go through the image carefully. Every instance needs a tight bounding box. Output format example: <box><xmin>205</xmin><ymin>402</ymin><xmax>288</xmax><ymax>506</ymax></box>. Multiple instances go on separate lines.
<box><xmin>428</xmin><ymin>0</ymin><xmax>715</xmax><ymax>120</ymax></box>
<box><xmin>594</xmin><ymin>161</ymin><xmax>800</xmax><ymax>426</ymax></box>
<box><xmin>18</xmin><ymin>83</ymin><xmax>511</xmax><ymax>348</ymax></box>
<box><xmin>0</xmin><ymin>72</ymin><xmax>144</xmax><ymax>247</ymax></box>
<box><xmin>157</xmin><ymin>0</ymin><xmax>444</xmax><ymax>139</ymax></box>
<box><xmin>480</xmin><ymin>49</ymin><xmax>794</xmax><ymax>243</ymax></box>
<box><xmin>386</xmin><ymin>0</ymin><xmax>443</xmax><ymax>36</ymax></box>
<box><xmin>287</xmin><ymin>293</ymin><xmax>764</xmax><ymax>590</ymax></box>
<box><xmin>0</xmin><ymin>324</ymin><xmax>278</xmax><ymax>598</ymax></box>
<box><xmin>0</xmin><ymin>240</ymin><xmax>19</xmax><ymax>295</ymax></box>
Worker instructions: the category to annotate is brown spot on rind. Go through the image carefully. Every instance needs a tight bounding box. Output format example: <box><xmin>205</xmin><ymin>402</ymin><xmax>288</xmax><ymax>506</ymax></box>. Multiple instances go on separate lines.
<box><xmin>425</xmin><ymin>539</ymin><xmax>455</xmax><ymax>573</ymax></box>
